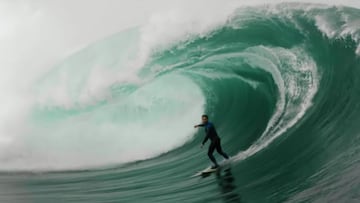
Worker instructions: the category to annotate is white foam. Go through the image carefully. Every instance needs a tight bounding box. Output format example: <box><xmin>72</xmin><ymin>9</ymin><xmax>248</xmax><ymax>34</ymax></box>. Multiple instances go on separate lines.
<box><xmin>0</xmin><ymin>74</ymin><xmax>205</xmax><ymax>171</ymax></box>
<box><xmin>313</xmin><ymin>6</ymin><xmax>360</xmax><ymax>55</ymax></box>
<box><xmin>233</xmin><ymin>47</ymin><xmax>319</xmax><ymax>162</ymax></box>
<box><xmin>315</xmin><ymin>15</ymin><xmax>338</xmax><ymax>38</ymax></box>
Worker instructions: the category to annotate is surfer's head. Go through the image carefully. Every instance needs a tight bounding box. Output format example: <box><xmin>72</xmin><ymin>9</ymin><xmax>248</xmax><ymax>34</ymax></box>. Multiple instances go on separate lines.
<box><xmin>201</xmin><ymin>114</ymin><xmax>208</xmax><ymax>124</ymax></box>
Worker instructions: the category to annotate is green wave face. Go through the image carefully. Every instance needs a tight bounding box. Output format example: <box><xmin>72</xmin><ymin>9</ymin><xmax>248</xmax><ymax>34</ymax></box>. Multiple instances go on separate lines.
<box><xmin>2</xmin><ymin>3</ymin><xmax>360</xmax><ymax>203</ymax></box>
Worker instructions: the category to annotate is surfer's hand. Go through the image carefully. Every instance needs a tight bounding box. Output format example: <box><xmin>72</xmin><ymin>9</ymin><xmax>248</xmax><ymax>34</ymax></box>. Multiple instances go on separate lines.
<box><xmin>194</xmin><ymin>125</ymin><xmax>198</xmax><ymax>128</ymax></box>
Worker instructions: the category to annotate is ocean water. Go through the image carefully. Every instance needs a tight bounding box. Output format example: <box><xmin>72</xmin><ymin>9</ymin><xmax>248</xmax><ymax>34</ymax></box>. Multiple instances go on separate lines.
<box><xmin>1</xmin><ymin>2</ymin><xmax>360</xmax><ymax>203</ymax></box>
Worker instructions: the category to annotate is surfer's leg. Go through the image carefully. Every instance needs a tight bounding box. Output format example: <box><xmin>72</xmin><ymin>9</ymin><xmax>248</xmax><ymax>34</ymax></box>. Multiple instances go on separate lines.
<box><xmin>208</xmin><ymin>142</ymin><xmax>218</xmax><ymax>167</ymax></box>
<box><xmin>216</xmin><ymin>139</ymin><xmax>229</xmax><ymax>159</ymax></box>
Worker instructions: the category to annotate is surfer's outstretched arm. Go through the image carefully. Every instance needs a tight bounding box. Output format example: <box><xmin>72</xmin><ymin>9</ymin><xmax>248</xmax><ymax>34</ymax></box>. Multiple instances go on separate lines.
<box><xmin>194</xmin><ymin>124</ymin><xmax>205</xmax><ymax>128</ymax></box>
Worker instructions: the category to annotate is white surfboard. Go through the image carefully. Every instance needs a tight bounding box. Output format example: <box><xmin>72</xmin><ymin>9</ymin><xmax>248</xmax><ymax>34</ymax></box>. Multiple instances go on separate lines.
<box><xmin>193</xmin><ymin>166</ymin><xmax>219</xmax><ymax>177</ymax></box>
<box><xmin>192</xmin><ymin>158</ymin><xmax>232</xmax><ymax>177</ymax></box>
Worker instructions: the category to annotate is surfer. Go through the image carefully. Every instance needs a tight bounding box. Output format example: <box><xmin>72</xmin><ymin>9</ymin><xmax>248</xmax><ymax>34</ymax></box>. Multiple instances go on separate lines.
<box><xmin>194</xmin><ymin>114</ymin><xmax>229</xmax><ymax>169</ymax></box>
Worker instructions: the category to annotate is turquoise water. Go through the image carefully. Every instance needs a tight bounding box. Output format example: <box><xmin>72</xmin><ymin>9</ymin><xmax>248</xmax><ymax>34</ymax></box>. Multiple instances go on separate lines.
<box><xmin>2</xmin><ymin>3</ymin><xmax>360</xmax><ymax>202</ymax></box>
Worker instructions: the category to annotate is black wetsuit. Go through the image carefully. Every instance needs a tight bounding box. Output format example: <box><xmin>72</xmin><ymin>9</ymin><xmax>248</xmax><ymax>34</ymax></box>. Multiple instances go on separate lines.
<box><xmin>198</xmin><ymin>122</ymin><xmax>229</xmax><ymax>167</ymax></box>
